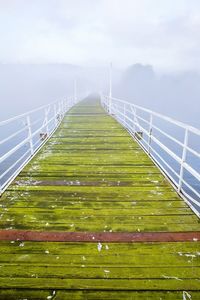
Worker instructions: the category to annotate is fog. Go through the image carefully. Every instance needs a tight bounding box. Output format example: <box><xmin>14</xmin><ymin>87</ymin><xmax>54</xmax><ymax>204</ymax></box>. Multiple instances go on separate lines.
<box><xmin>0</xmin><ymin>1</ymin><xmax>199</xmax><ymax>221</ymax></box>
<box><xmin>0</xmin><ymin>63</ymin><xmax>108</xmax><ymax>120</ymax></box>
<box><xmin>114</xmin><ymin>64</ymin><xmax>200</xmax><ymax>128</ymax></box>
<box><xmin>0</xmin><ymin>63</ymin><xmax>199</xmax><ymax>129</ymax></box>
<box><xmin>0</xmin><ymin>0</ymin><xmax>200</xmax><ymax>126</ymax></box>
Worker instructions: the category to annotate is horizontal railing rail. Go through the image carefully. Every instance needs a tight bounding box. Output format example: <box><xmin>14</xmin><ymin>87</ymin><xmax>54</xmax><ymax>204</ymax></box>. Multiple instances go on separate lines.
<box><xmin>0</xmin><ymin>96</ymin><xmax>78</xmax><ymax>195</ymax></box>
<box><xmin>101</xmin><ymin>95</ymin><xmax>200</xmax><ymax>217</ymax></box>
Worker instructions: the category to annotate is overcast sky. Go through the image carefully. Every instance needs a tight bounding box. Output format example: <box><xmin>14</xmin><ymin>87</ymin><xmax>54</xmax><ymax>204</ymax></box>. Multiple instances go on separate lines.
<box><xmin>0</xmin><ymin>0</ymin><xmax>200</xmax><ymax>71</ymax></box>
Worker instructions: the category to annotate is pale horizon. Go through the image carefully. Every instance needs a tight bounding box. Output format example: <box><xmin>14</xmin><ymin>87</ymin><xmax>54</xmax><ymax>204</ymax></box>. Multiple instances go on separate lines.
<box><xmin>1</xmin><ymin>0</ymin><xmax>200</xmax><ymax>72</ymax></box>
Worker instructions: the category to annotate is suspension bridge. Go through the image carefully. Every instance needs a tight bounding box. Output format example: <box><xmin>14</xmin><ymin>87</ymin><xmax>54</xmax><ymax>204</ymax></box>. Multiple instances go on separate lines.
<box><xmin>0</xmin><ymin>95</ymin><xmax>199</xmax><ymax>299</ymax></box>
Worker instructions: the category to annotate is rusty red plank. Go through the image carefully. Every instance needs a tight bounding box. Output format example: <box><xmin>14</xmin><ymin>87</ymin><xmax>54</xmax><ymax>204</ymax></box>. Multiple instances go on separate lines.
<box><xmin>0</xmin><ymin>230</ymin><xmax>199</xmax><ymax>242</ymax></box>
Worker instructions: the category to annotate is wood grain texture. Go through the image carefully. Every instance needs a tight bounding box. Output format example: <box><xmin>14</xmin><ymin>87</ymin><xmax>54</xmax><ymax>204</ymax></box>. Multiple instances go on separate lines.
<box><xmin>0</xmin><ymin>97</ymin><xmax>199</xmax><ymax>298</ymax></box>
<box><xmin>0</xmin><ymin>230</ymin><xmax>200</xmax><ymax>242</ymax></box>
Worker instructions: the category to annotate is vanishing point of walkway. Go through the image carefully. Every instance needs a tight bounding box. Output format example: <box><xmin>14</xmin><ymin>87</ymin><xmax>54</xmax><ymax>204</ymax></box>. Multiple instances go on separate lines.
<box><xmin>0</xmin><ymin>98</ymin><xmax>200</xmax><ymax>299</ymax></box>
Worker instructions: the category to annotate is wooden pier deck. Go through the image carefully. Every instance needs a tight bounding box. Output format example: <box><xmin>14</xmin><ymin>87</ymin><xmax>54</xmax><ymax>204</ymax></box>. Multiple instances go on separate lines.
<box><xmin>0</xmin><ymin>98</ymin><xmax>200</xmax><ymax>299</ymax></box>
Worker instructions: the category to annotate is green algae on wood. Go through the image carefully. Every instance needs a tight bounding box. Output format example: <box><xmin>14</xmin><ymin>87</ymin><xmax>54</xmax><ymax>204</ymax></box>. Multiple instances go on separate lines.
<box><xmin>0</xmin><ymin>97</ymin><xmax>200</xmax><ymax>298</ymax></box>
<box><xmin>0</xmin><ymin>241</ymin><xmax>199</xmax><ymax>290</ymax></box>
<box><xmin>0</xmin><ymin>98</ymin><xmax>200</xmax><ymax>232</ymax></box>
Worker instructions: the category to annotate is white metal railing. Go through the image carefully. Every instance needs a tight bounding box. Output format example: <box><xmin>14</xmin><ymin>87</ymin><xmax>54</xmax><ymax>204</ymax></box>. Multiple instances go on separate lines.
<box><xmin>101</xmin><ymin>95</ymin><xmax>200</xmax><ymax>217</ymax></box>
<box><xmin>0</xmin><ymin>96</ymin><xmax>78</xmax><ymax>195</ymax></box>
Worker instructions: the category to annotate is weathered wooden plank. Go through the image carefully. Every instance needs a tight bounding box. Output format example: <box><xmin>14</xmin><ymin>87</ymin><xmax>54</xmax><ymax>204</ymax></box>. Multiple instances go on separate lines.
<box><xmin>2</xmin><ymin>199</ymin><xmax>188</xmax><ymax>209</ymax></box>
<box><xmin>1</xmin><ymin>275</ymin><xmax>200</xmax><ymax>290</ymax></box>
<box><xmin>0</xmin><ymin>241</ymin><xmax>199</xmax><ymax>290</ymax></box>
<box><xmin>3</xmin><ymin>189</ymin><xmax>182</xmax><ymax>200</ymax></box>
<box><xmin>1</xmin><ymin>223</ymin><xmax>199</xmax><ymax>232</ymax></box>
<box><xmin>1</xmin><ymin>230</ymin><xmax>200</xmax><ymax>243</ymax></box>
<box><xmin>0</xmin><ymin>290</ymin><xmax>199</xmax><ymax>300</ymax></box>
<box><xmin>0</xmin><ymin>207</ymin><xmax>194</xmax><ymax>217</ymax></box>
<box><xmin>0</xmin><ymin>241</ymin><xmax>199</xmax><ymax>255</ymax></box>
<box><xmin>1</xmin><ymin>265</ymin><xmax>200</xmax><ymax>280</ymax></box>
<box><xmin>0</xmin><ymin>98</ymin><xmax>200</xmax><ymax>297</ymax></box>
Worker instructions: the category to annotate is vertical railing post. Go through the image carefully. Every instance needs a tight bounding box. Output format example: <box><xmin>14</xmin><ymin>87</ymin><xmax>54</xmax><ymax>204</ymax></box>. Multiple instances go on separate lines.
<box><xmin>70</xmin><ymin>96</ymin><xmax>73</xmax><ymax>108</ymax></box>
<box><xmin>109</xmin><ymin>97</ymin><xmax>112</xmax><ymax>114</ymax></box>
<box><xmin>61</xmin><ymin>100</ymin><xmax>64</xmax><ymax>116</ymax></box>
<box><xmin>65</xmin><ymin>99</ymin><xmax>67</xmax><ymax>113</ymax></box>
<box><xmin>123</xmin><ymin>103</ymin><xmax>126</xmax><ymax>125</ymax></box>
<box><xmin>64</xmin><ymin>99</ymin><xmax>67</xmax><ymax>113</ymax></box>
<box><xmin>103</xmin><ymin>96</ymin><xmax>106</xmax><ymax>110</ymax></box>
<box><xmin>67</xmin><ymin>98</ymin><xmax>69</xmax><ymax>111</ymax></box>
<box><xmin>45</xmin><ymin>107</ymin><xmax>49</xmax><ymax>135</ymax></box>
<box><xmin>63</xmin><ymin>99</ymin><xmax>66</xmax><ymax>114</ymax></box>
<box><xmin>100</xmin><ymin>92</ymin><xmax>104</xmax><ymax>109</ymax></box>
<box><xmin>60</xmin><ymin>101</ymin><xmax>62</xmax><ymax>118</ymax></box>
<box><xmin>65</xmin><ymin>99</ymin><xmax>68</xmax><ymax>113</ymax></box>
<box><xmin>74</xmin><ymin>79</ymin><xmax>77</xmax><ymax>104</ymax></box>
<box><xmin>108</xmin><ymin>62</ymin><xmax>112</xmax><ymax>114</ymax></box>
<box><xmin>70</xmin><ymin>97</ymin><xmax>72</xmax><ymax>109</ymax></box>
<box><xmin>54</xmin><ymin>104</ymin><xmax>57</xmax><ymax>128</ymax></box>
<box><xmin>108</xmin><ymin>96</ymin><xmax>111</xmax><ymax>114</ymax></box>
<box><xmin>147</xmin><ymin>114</ymin><xmax>153</xmax><ymax>154</ymax></box>
<box><xmin>59</xmin><ymin>101</ymin><xmax>62</xmax><ymax>118</ymax></box>
<box><xmin>62</xmin><ymin>99</ymin><xmax>66</xmax><ymax>118</ymax></box>
<box><xmin>178</xmin><ymin>128</ymin><xmax>188</xmax><ymax>193</ymax></box>
<box><xmin>58</xmin><ymin>102</ymin><xmax>61</xmax><ymax>123</ymax></box>
<box><xmin>26</xmin><ymin>115</ymin><xmax>34</xmax><ymax>156</ymax></box>
<box><xmin>131</xmin><ymin>106</ymin><xmax>138</xmax><ymax>133</ymax></box>
<box><xmin>134</xmin><ymin>108</ymin><xmax>138</xmax><ymax>131</ymax></box>
<box><xmin>131</xmin><ymin>106</ymin><xmax>143</xmax><ymax>142</ymax></box>
<box><xmin>61</xmin><ymin>100</ymin><xmax>64</xmax><ymax>117</ymax></box>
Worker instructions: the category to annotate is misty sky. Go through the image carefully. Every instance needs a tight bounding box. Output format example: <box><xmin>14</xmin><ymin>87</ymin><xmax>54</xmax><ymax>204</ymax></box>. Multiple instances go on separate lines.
<box><xmin>1</xmin><ymin>0</ymin><xmax>200</xmax><ymax>72</ymax></box>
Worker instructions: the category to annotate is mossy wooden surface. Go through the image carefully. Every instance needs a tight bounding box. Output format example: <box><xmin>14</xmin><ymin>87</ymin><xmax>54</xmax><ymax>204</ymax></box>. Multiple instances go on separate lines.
<box><xmin>0</xmin><ymin>241</ymin><xmax>200</xmax><ymax>298</ymax></box>
<box><xmin>0</xmin><ymin>98</ymin><xmax>200</xmax><ymax>298</ymax></box>
<box><xmin>1</xmin><ymin>98</ymin><xmax>200</xmax><ymax>232</ymax></box>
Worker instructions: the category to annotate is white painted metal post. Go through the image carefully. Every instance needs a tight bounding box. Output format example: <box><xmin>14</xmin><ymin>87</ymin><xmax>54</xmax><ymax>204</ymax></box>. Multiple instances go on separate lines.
<box><xmin>61</xmin><ymin>100</ymin><xmax>64</xmax><ymax>116</ymax></box>
<box><xmin>74</xmin><ymin>79</ymin><xmax>77</xmax><ymax>104</ymax></box>
<box><xmin>64</xmin><ymin>99</ymin><xmax>67</xmax><ymax>113</ymax></box>
<box><xmin>109</xmin><ymin>62</ymin><xmax>112</xmax><ymax>114</ymax></box>
<box><xmin>63</xmin><ymin>99</ymin><xmax>66</xmax><ymax>114</ymax></box>
<box><xmin>106</xmin><ymin>96</ymin><xmax>109</xmax><ymax>112</ymax></box>
<box><xmin>147</xmin><ymin>114</ymin><xmax>153</xmax><ymax>154</ymax></box>
<box><xmin>133</xmin><ymin>108</ymin><xmax>136</xmax><ymax>132</ymax></box>
<box><xmin>60</xmin><ymin>101</ymin><xmax>62</xmax><ymax>117</ymax></box>
<box><xmin>100</xmin><ymin>92</ymin><xmax>103</xmax><ymax>107</ymax></box>
<box><xmin>109</xmin><ymin>97</ymin><xmax>112</xmax><ymax>114</ymax></box>
<box><xmin>178</xmin><ymin>128</ymin><xmax>188</xmax><ymax>193</ymax></box>
<box><xmin>123</xmin><ymin>103</ymin><xmax>126</xmax><ymax>125</ymax></box>
<box><xmin>54</xmin><ymin>104</ymin><xmax>57</xmax><ymax>127</ymax></box>
<box><xmin>65</xmin><ymin>98</ymin><xmax>69</xmax><ymax>112</ymax></box>
<box><xmin>69</xmin><ymin>97</ymin><xmax>72</xmax><ymax>108</ymax></box>
<box><xmin>60</xmin><ymin>101</ymin><xmax>63</xmax><ymax>117</ymax></box>
<box><xmin>63</xmin><ymin>99</ymin><xmax>66</xmax><ymax>115</ymax></box>
<box><xmin>58</xmin><ymin>102</ymin><xmax>61</xmax><ymax>123</ymax></box>
<box><xmin>26</xmin><ymin>115</ymin><xmax>34</xmax><ymax>155</ymax></box>
<box><xmin>131</xmin><ymin>106</ymin><xmax>137</xmax><ymax>133</ymax></box>
<box><xmin>0</xmin><ymin>98</ymin><xmax>78</xmax><ymax>195</ymax></box>
<box><xmin>45</xmin><ymin>107</ymin><xmax>49</xmax><ymax>135</ymax></box>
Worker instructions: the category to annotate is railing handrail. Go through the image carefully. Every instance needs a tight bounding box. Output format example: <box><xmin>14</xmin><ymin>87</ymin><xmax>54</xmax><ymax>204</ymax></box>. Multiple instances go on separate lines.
<box><xmin>104</xmin><ymin>95</ymin><xmax>200</xmax><ymax>135</ymax></box>
<box><xmin>102</xmin><ymin>94</ymin><xmax>200</xmax><ymax>218</ymax></box>
<box><xmin>0</xmin><ymin>96</ymin><xmax>73</xmax><ymax>126</ymax></box>
<box><xmin>0</xmin><ymin>95</ymin><xmax>78</xmax><ymax>195</ymax></box>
